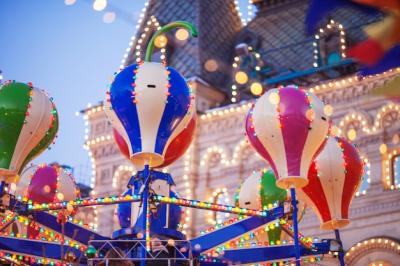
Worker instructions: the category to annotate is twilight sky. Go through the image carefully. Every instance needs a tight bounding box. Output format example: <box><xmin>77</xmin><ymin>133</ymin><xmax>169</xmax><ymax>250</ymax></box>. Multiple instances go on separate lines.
<box><xmin>0</xmin><ymin>0</ymin><xmax>251</xmax><ymax>184</ymax></box>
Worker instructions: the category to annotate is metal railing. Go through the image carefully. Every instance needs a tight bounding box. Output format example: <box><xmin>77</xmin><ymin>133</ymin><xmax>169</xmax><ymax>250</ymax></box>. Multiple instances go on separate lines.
<box><xmin>88</xmin><ymin>239</ymin><xmax>194</xmax><ymax>266</ymax></box>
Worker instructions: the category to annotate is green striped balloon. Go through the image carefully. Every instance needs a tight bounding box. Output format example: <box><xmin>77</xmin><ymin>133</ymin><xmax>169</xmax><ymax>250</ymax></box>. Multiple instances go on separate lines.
<box><xmin>236</xmin><ymin>170</ymin><xmax>287</xmax><ymax>243</ymax></box>
<box><xmin>0</xmin><ymin>82</ymin><xmax>58</xmax><ymax>182</ymax></box>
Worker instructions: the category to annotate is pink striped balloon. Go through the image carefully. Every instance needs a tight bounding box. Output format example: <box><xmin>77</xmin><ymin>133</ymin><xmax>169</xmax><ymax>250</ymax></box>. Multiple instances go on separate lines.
<box><xmin>246</xmin><ymin>85</ymin><xmax>331</xmax><ymax>189</ymax></box>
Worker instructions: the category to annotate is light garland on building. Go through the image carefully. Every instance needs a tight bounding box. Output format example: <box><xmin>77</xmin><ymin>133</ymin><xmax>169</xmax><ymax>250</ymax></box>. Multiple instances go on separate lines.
<box><xmin>200</xmin><ymin>139</ymin><xmax>255</xmax><ymax>167</ymax></box>
<box><xmin>309</xmin><ymin>67</ymin><xmax>400</xmax><ymax>93</ymax></box>
<box><xmin>112</xmin><ymin>165</ymin><xmax>137</xmax><ymax>189</ymax></box>
<box><xmin>313</xmin><ymin>19</ymin><xmax>346</xmax><ymax>68</ymax></box>
<box><xmin>179</xmin><ymin>145</ymin><xmax>193</xmax><ymax>236</ymax></box>
<box><xmin>207</xmin><ymin>188</ymin><xmax>230</xmax><ymax>225</ymax></box>
<box><xmin>382</xmin><ymin>147</ymin><xmax>400</xmax><ymax>190</ymax></box>
<box><xmin>230</xmin><ymin>46</ymin><xmax>264</xmax><ymax>103</ymax></box>
<box><xmin>345</xmin><ymin>237</ymin><xmax>400</xmax><ymax>259</ymax></box>
<box><xmin>0</xmin><ymin>250</ymin><xmax>70</xmax><ymax>266</ymax></box>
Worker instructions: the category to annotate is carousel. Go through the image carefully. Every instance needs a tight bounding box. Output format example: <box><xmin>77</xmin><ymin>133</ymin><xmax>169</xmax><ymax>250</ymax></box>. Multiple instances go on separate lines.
<box><xmin>0</xmin><ymin>21</ymin><xmax>364</xmax><ymax>266</ymax></box>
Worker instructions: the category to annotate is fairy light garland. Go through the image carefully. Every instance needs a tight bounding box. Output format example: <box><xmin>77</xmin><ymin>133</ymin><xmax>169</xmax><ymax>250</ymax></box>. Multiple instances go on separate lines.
<box><xmin>0</xmin><ymin>250</ymin><xmax>72</xmax><ymax>266</ymax></box>
<box><xmin>179</xmin><ymin>145</ymin><xmax>193</xmax><ymax>235</ymax></box>
<box><xmin>345</xmin><ymin>237</ymin><xmax>400</xmax><ymax>259</ymax></box>
<box><xmin>200</xmin><ymin>139</ymin><xmax>251</xmax><ymax>167</ymax></box>
<box><xmin>112</xmin><ymin>165</ymin><xmax>137</xmax><ymax>189</ymax></box>
<box><xmin>313</xmin><ymin>19</ymin><xmax>346</xmax><ymax>68</ymax></box>
<box><xmin>0</xmin><ymin>216</ymin><xmax>86</xmax><ymax>252</ymax></box>
<box><xmin>27</xmin><ymin>194</ymin><xmax>141</xmax><ymax>211</ymax></box>
<box><xmin>153</xmin><ymin>195</ymin><xmax>272</xmax><ymax>217</ymax></box>
<box><xmin>120</xmin><ymin>14</ymin><xmax>165</xmax><ymax>67</ymax></box>
<box><xmin>383</xmin><ymin>148</ymin><xmax>400</xmax><ymax>190</ymax></box>
<box><xmin>230</xmin><ymin>46</ymin><xmax>264</xmax><ymax>102</ymax></box>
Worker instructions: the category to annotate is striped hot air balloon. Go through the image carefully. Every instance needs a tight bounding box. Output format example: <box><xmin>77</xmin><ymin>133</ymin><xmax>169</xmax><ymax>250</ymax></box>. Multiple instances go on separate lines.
<box><xmin>12</xmin><ymin>164</ymin><xmax>80</xmax><ymax>238</ymax></box>
<box><xmin>14</xmin><ymin>164</ymin><xmax>79</xmax><ymax>205</ymax></box>
<box><xmin>106</xmin><ymin>61</ymin><xmax>193</xmax><ymax>168</ymax></box>
<box><xmin>246</xmin><ymin>85</ymin><xmax>330</xmax><ymax>189</ymax></box>
<box><xmin>0</xmin><ymin>82</ymin><xmax>58</xmax><ymax>182</ymax></box>
<box><xmin>298</xmin><ymin>136</ymin><xmax>363</xmax><ymax>230</ymax></box>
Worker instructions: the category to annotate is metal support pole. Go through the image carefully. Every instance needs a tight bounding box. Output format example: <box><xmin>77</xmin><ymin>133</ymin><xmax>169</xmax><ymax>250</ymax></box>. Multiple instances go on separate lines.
<box><xmin>290</xmin><ymin>188</ymin><xmax>301</xmax><ymax>266</ymax></box>
<box><xmin>140</xmin><ymin>164</ymin><xmax>150</xmax><ymax>266</ymax></box>
<box><xmin>335</xmin><ymin>229</ymin><xmax>346</xmax><ymax>266</ymax></box>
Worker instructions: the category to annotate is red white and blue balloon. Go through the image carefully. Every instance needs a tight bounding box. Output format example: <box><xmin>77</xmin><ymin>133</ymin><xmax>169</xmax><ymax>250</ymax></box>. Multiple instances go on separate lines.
<box><xmin>246</xmin><ymin>85</ymin><xmax>331</xmax><ymax>189</ymax></box>
<box><xmin>106</xmin><ymin>61</ymin><xmax>193</xmax><ymax>168</ymax></box>
<box><xmin>106</xmin><ymin>87</ymin><xmax>196</xmax><ymax>169</ymax></box>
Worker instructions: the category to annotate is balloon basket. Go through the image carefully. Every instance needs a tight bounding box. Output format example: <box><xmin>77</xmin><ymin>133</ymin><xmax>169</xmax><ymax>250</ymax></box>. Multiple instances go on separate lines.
<box><xmin>321</xmin><ymin>219</ymin><xmax>350</xmax><ymax>230</ymax></box>
<box><xmin>276</xmin><ymin>176</ymin><xmax>308</xmax><ymax>189</ymax></box>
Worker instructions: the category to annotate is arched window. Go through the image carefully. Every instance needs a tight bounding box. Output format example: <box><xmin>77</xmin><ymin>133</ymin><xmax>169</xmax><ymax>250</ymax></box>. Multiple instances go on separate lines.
<box><xmin>313</xmin><ymin>19</ymin><xmax>346</xmax><ymax>68</ymax></box>
<box><xmin>207</xmin><ymin>188</ymin><xmax>230</xmax><ymax>225</ymax></box>
<box><xmin>357</xmin><ymin>157</ymin><xmax>370</xmax><ymax>196</ymax></box>
<box><xmin>392</xmin><ymin>155</ymin><xmax>400</xmax><ymax>189</ymax></box>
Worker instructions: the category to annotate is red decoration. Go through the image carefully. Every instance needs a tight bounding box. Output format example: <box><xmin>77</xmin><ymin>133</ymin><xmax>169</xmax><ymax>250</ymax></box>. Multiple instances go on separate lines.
<box><xmin>113</xmin><ymin>115</ymin><xmax>196</xmax><ymax>168</ymax></box>
<box><xmin>298</xmin><ymin>136</ymin><xmax>363</xmax><ymax>230</ymax></box>
<box><xmin>348</xmin><ymin>39</ymin><xmax>385</xmax><ymax>65</ymax></box>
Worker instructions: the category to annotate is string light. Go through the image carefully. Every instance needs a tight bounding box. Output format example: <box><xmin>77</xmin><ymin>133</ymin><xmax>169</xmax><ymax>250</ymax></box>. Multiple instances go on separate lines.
<box><xmin>93</xmin><ymin>0</ymin><xmax>107</xmax><ymax>12</ymax></box>
<box><xmin>313</xmin><ymin>19</ymin><xmax>346</xmax><ymax>68</ymax></box>
<box><xmin>345</xmin><ymin>237</ymin><xmax>400</xmax><ymax>259</ymax></box>
<box><xmin>382</xmin><ymin>148</ymin><xmax>400</xmax><ymax>190</ymax></box>
<box><xmin>27</xmin><ymin>194</ymin><xmax>141</xmax><ymax>211</ymax></box>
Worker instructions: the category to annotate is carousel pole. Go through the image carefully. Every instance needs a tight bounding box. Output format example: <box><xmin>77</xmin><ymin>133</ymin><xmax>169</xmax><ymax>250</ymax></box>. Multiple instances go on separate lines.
<box><xmin>140</xmin><ymin>164</ymin><xmax>150</xmax><ymax>266</ymax></box>
<box><xmin>290</xmin><ymin>187</ymin><xmax>301</xmax><ymax>266</ymax></box>
<box><xmin>335</xmin><ymin>229</ymin><xmax>346</xmax><ymax>266</ymax></box>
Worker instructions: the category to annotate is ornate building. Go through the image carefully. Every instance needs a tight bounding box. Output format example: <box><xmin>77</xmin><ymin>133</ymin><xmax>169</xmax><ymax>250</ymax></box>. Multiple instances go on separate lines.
<box><xmin>81</xmin><ymin>0</ymin><xmax>400</xmax><ymax>264</ymax></box>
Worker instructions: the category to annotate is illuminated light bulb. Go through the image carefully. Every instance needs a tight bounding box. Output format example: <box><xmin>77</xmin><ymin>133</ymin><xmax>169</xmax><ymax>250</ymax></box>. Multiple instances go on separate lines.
<box><xmin>93</xmin><ymin>0</ymin><xmax>107</xmax><ymax>11</ymax></box>
<box><xmin>56</xmin><ymin>193</ymin><xmax>64</xmax><ymax>201</ymax></box>
<box><xmin>154</xmin><ymin>35</ymin><xmax>168</xmax><ymax>48</ymax></box>
<box><xmin>204</xmin><ymin>59</ymin><xmax>218</xmax><ymax>72</ymax></box>
<box><xmin>103</xmin><ymin>12</ymin><xmax>116</xmax><ymax>23</ymax></box>
<box><xmin>268</xmin><ymin>92</ymin><xmax>280</xmax><ymax>105</ymax></box>
<box><xmin>175</xmin><ymin>28</ymin><xmax>189</xmax><ymax>41</ymax></box>
<box><xmin>64</xmin><ymin>0</ymin><xmax>76</xmax><ymax>5</ymax></box>
<box><xmin>305</xmin><ymin>109</ymin><xmax>315</xmax><ymax>121</ymax></box>
<box><xmin>235</xmin><ymin>71</ymin><xmax>248</xmax><ymax>85</ymax></box>
<box><xmin>250</xmin><ymin>82</ymin><xmax>263</xmax><ymax>96</ymax></box>
<box><xmin>66</xmin><ymin>203</ymin><xmax>74</xmax><ymax>213</ymax></box>
<box><xmin>347</xmin><ymin>129</ymin><xmax>357</xmax><ymax>141</ymax></box>
<box><xmin>167</xmin><ymin>239</ymin><xmax>175</xmax><ymax>246</ymax></box>
<box><xmin>43</xmin><ymin>185</ymin><xmax>51</xmax><ymax>193</ymax></box>
<box><xmin>324</xmin><ymin>104</ymin><xmax>333</xmax><ymax>117</ymax></box>
<box><xmin>379</xmin><ymin>143</ymin><xmax>388</xmax><ymax>154</ymax></box>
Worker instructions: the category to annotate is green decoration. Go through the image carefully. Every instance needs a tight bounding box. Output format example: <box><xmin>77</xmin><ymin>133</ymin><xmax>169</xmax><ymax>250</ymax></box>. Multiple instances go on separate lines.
<box><xmin>145</xmin><ymin>21</ymin><xmax>198</xmax><ymax>62</ymax></box>
<box><xmin>260</xmin><ymin>170</ymin><xmax>287</xmax><ymax>243</ymax></box>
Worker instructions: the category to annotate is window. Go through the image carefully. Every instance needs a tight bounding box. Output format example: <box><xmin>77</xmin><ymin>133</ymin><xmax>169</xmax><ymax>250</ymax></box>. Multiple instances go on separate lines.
<box><xmin>207</xmin><ymin>188</ymin><xmax>230</xmax><ymax>225</ymax></box>
<box><xmin>392</xmin><ymin>155</ymin><xmax>400</xmax><ymax>189</ymax></box>
<box><xmin>357</xmin><ymin>158</ymin><xmax>370</xmax><ymax>196</ymax></box>
<box><xmin>313</xmin><ymin>19</ymin><xmax>346</xmax><ymax>68</ymax></box>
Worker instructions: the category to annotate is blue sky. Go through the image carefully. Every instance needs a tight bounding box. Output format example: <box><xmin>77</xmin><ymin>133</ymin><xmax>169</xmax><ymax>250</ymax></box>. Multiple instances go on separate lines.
<box><xmin>0</xmin><ymin>0</ymin><xmax>251</xmax><ymax>184</ymax></box>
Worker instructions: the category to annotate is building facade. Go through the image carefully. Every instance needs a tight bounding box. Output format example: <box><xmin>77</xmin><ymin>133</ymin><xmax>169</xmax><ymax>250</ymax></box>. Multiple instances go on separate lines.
<box><xmin>82</xmin><ymin>0</ymin><xmax>400</xmax><ymax>264</ymax></box>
